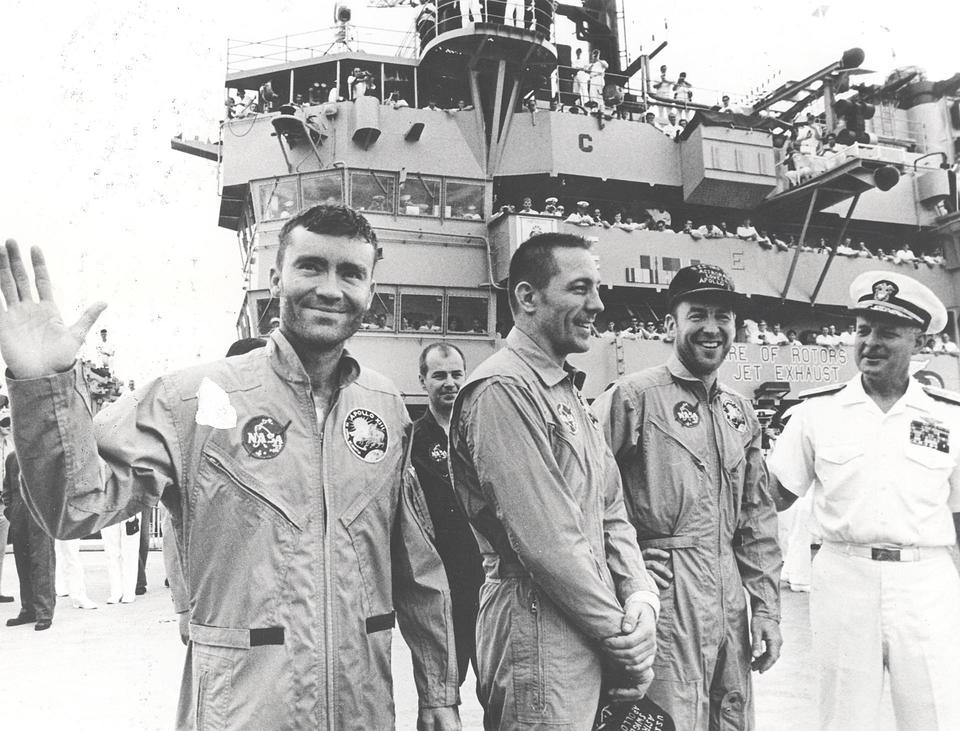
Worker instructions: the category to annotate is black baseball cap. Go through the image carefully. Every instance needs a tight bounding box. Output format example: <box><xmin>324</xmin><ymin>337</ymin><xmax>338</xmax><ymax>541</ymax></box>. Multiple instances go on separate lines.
<box><xmin>668</xmin><ymin>264</ymin><xmax>740</xmax><ymax>309</ymax></box>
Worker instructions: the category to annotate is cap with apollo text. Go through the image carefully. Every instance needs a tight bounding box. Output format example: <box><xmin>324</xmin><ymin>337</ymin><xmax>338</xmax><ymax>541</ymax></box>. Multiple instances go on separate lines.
<box><xmin>668</xmin><ymin>263</ymin><xmax>740</xmax><ymax>308</ymax></box>
<box><xmin>849</xmin><ymin>271</ymin><xmax>946</xmax><ymax>334</ymax></box>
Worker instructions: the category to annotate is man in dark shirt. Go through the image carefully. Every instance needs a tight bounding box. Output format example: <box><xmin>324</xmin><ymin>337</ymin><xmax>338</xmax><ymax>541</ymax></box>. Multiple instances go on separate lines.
<box><xmin>411</xmin><ymin>342</ymin><xmax>484</xmax><ymax>690</ymax></box>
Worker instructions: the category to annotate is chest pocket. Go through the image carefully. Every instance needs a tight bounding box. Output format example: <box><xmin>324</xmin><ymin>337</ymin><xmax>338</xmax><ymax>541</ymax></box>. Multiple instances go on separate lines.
<box><xmin>904</xmin><ymin>444</ymin><xmax>956</xmax><ymax>493</ymax></box>
<box><xmin>339</xmin><ymin>474</ymin><xmax>398</xmax><ymax>620</ymax></box>
<box><xmin>190</xmin><ymin>441</ymin><xmax>305</xmax><ymax>628</ymax></box>
<box><xmin>197</xmin><ymin>442</ymin><xmax>305</xmax><ymax>533</ymax></box>
<box><xmin>814</xmin><ymin>445</ymin><xmax>864</xmax><ymax>502</ymax></box>
<box><xmin>639</xmin><ymin>417</ymin><xmax>707</xmax><ymax>535</ymax></box>
<box><xmin>648</xmin><ymin>415</ymin><xmax>705</xmax><ymax>470</ymax></box>
<box><xmin>197</xmin><ymin>440</ymin><xmax>304</xmax><ymax>533</ymax></box>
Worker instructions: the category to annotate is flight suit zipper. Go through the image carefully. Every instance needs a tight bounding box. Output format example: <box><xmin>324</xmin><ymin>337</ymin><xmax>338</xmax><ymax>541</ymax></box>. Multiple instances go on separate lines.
<box><xmin>203</xmin><ymin>452</ymin><xmax>302</xmax><ymax>531</ymax></box>
<box><xmin>707</xmin><ymin>396</ymin><xmax>726</xmax><ymax>620</ymax></box>
<box><xmin>312</xmin><ymin>389</ymin><xmax>338</xmax><ymax>729</ymax></box>
<box><xmin>530</xmin><ymin>591</ymin><xmax>545</xmax><ymax>714</ymax></box>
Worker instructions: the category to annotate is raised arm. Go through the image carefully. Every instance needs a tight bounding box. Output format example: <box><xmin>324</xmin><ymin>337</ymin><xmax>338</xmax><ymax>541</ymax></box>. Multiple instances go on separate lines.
<box><xmin>1</xmin><ymin>240</ymin><xmax>178</xmax><ymax>539</ymax></box>
<box><xmin>0</xmin><ymin>241</ymin><xmax>106</xmax><ymax>379</ymax></box>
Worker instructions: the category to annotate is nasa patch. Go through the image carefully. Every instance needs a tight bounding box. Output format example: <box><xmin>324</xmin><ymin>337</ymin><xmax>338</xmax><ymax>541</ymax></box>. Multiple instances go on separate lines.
<box><xmin>674</xmin><ymin>401</ymin><xmax>700</xmax><ymax>428</ymax></box>
<box><xmin>430</xmin><ymin>442</ymin><xmax>447</xmax><ymax>464</ymax></box>
<box><xmin>242</xmin><ymin>416</ymin><xmax>291</xmax><ymax>459</ymax></box>
<box><xmin>557</xmin><ymin>402</ymin><xmax>578</xmax><ymax>434</ymax></box>
<box><xmin>720</xmin><ymin>395</ymin><xmax>747</xmax><ymax>432</ymax></box>
<box><xmin>343</xmin><ymin>408</ymin><xmax>389</xmax><ymax>463</ymax></box>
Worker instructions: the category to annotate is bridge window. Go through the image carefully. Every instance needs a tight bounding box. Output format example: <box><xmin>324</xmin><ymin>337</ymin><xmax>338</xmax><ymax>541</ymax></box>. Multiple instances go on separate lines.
<box><xmin>400</xmin><ymin>291</ymin><xmax>444</xmax><ymax>333</ymax></box>
<box><xmin>301</xmin><ymin>171</ymin><xmax>343</xmax><ymax>208</ymax></box>
<box><xmin>447</xmin><ymin>292</ymin><xmax>488</xmax><ymax>334</ymax></box>
<box><xmin>445</xmin><ymin>180</ymin><xmax>484</xmax><ymax>220</ymax></box>
<box><xmin>355</xmin><ymin>286</ymin><xmax>490</xmax><ymax>336</ymax></box>
<box><xmin>350</xmin><ymin>170</ymin><xmax>396</xmax><ymax>214</ymax></box>
<box><xmin>257</xmin><ymin>179</ymin><xmax>299</xmax><ymax>221</ymax></box>
<box><xmin>399</xmin><ymin>175</ymin><xmax>441</xmax><ymax>217</ymax></box>
<box><xmin>255</xmin><ymin>295</ymin><xmax>280</xmax><ymax>336</ymax></box>
<box><xmin>361</xmin><ymin>290</ymin><xmax>397</xmax><ymax>331</ymax></box>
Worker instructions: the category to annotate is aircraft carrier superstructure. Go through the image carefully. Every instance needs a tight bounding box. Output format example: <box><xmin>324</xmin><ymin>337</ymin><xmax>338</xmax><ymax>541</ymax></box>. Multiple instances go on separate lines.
<box><xmin>175</xmin><ymin>0</ymin><xmax>960</xmax><ymax>423</ymax></box>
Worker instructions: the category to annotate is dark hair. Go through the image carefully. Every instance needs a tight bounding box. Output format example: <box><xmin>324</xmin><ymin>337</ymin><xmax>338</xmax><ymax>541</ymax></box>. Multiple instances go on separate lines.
<box><xmin>276</xmin><ymin>204</ymin><xmax>379</xmax><ymax>270</ymax></box>
<box><xmin>226</xmin><ymin>337</ymin><xmax>267</xmax><ymax>357</ymax></box>
<box><xmin>418</xmin><ymin>342</ymin><xmax>466</xmax><ymax>377</ymax></box>
<box><xmin>508</xmin><ymin>233</ymin><xmax>591</xmax><ymax>313</ymax></box>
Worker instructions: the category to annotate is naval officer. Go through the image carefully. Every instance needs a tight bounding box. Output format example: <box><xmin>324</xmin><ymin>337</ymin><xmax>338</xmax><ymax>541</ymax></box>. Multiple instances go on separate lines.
<box><xmin>769</xmin><ymin>270</ymin><xmax>960</xmax><ymax>730</ymax></box>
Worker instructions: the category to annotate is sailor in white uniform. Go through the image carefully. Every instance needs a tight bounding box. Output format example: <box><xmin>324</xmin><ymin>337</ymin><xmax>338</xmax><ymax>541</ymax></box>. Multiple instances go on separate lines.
<box><xmin>769</xmin><ymin>270</ymin><xmax>960</xmax><ymax>731</ymax></box>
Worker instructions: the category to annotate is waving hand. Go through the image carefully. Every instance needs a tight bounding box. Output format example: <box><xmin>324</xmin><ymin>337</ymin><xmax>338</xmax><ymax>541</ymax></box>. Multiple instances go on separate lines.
<box><xmin>0</xmin><ymin>240</ymin><xmax>106</xmax><ymax>379</ymax></box>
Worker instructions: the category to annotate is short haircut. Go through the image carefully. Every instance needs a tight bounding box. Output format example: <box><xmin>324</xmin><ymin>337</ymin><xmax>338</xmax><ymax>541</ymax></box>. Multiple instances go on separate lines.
<box><xmin>508</xmin><ymin>233</ymin><xmax>591</xmax><ymax>313</ymax></box>
<box><xmin>276</xmin><ymin>204</ymin><xmax>379</xmax><ymax>270</ymax></box>
<box><xmin>418</xmin><ymin>342</ymin><xmax>466</xmax><ymax>377</ymax></box>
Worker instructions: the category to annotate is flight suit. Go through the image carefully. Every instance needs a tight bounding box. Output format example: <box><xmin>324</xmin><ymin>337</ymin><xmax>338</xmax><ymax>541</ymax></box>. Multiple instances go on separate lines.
<box><xmin>7</xmin><ymin>331</ymin><xmax>458</xmax><ymax>729</ymax></box>
<box><xmin>593</xmin><ymin>355</ymin><xmax>782</xmax><ymax>730</ymax></box>
<box><xmin>449</xmin><ymin>328</ymin><xmax>658</xmax><ymax>730</ymax></box>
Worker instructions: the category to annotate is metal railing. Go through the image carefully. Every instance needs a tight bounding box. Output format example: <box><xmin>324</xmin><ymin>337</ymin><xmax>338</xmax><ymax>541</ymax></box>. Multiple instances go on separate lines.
<box><xmin>227</xmin><ymin>23</ymin><xmax>417</xmax><ymax>74</ymax></box>
<box><xmin>415</xmin><ymin>1</ymin><xmax>557</xmax><ymax>51</ymax></box>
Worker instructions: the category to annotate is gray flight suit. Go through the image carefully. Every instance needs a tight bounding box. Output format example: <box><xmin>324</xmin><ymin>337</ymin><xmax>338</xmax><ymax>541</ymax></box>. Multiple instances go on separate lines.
<box><xmin>593</xmin><ymin>356</ymin><xmax>782</xmax><ymax>730</ymax></box>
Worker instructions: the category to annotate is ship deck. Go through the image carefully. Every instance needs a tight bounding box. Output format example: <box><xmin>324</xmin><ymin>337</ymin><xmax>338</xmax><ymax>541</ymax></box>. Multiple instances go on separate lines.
<box><xmin>1</xmin><ymin>547</ymin><xmax>904</xmax><ymax>729</ymax></box>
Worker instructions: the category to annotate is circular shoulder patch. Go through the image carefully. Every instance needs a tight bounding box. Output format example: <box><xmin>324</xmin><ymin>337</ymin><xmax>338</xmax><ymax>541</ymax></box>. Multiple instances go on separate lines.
<box><xmin>343</xmin><ymin>408</ymin><xmax>389</xmax><ymax>463</ymax></box>
<box><xmin>242</xmin><ymin>416</ymin><xmax>290</xmax><ymax>459</ymax></box>
<box><xmin>719</xmin><ymin>395</ymin><xmax>747</xmax><ymax>433</ymax></box>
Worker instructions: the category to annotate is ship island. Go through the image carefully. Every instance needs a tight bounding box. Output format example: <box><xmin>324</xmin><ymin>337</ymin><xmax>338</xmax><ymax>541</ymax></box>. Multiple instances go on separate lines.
<box><xmin>171</xmin><ymin>0</ymin><xmax>960</xmax><ymax>436</ymax></box>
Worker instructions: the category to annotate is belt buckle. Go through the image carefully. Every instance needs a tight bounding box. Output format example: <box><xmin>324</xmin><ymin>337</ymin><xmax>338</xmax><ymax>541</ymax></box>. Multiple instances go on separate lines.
<box><xmin>871</xmin><ymin>547</ymin><xmax>901</xmax><ymax>562</ymax></box>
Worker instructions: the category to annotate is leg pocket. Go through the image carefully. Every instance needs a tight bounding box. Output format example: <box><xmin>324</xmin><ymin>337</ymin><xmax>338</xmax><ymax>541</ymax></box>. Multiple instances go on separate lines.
<box><xmin>511</xmin><ymin>585</ymin><xmax>546</xmax><ymax>723</ymax></box>
<box><xmin>510</xmin><ymin>584</ymin><xmax>581</xmax><ymax>726</ymax></box>
<box><xmin>193</xmin><ymin>642</ymin><xmax>238</xmax><ymax>731</ymax></box>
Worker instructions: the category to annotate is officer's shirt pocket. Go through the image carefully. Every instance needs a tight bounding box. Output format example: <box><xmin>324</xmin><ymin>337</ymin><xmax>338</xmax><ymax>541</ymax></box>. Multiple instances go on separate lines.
<box><xmin>904</xmin><ymin>444</ymin><xmax>955</xmax><ymax>503</ymax></box>
<box><xmin>815</xmin><ymin>445</ymin><xmax>864</xmax><ymax>505</ymax></box>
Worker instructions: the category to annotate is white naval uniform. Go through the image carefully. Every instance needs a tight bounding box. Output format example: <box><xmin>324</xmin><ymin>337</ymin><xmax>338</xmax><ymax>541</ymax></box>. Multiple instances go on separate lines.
<box><xmin>54</xmin><ymin>539</ymin><xmax>94</xmax><ymax>604</ymax></box>
<box><xmin>587</xmin><ymin>58</ymin><xmax>608</xmax><ymax>107</ymax></box>
<box><xmin>504</xmin><ymin>0</ymin><xmax>524</xmax><ymax>27</ymax></box>
<box><xmin>101</xmin><ymin>517</ymin><xmax>141</xmax><ymax>603</ymax></box>
<box><xmin>460</xmin><ymin>0</ymin><xmax>482</xmax><ymax>23</ymax></box>
<box><xmin>573</xmin><ymin>57</ymin><xmax>589</xmax><ymax>105</ymax></box>
<box><xmin>768</xmin><ymin>376</ymin><xmax>960</xmax><ymax>730</ymax></box>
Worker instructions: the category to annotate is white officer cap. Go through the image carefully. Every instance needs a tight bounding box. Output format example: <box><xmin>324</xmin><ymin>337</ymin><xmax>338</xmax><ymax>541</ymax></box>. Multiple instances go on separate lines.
<box><xmin>544</xmin><ymin>196</ymin><xmax>558</xmax><ymax>205</ymax></box>
<box><xmin>577</xmin><ymin>200</ymin><xmax>590</xmax><ymax>208</ymax></box>
<box><xmin>849</xmin><ymin>270</ymin><xmax>947</xmax><ymax>334</ymax></box>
